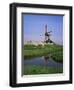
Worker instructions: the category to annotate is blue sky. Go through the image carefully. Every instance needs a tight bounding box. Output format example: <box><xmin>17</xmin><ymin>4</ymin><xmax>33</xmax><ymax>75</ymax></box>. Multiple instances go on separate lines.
<box><xmin>22</xmin><ymin>14</ymin><xmax>63</xmax><ymax>45</ymax></box>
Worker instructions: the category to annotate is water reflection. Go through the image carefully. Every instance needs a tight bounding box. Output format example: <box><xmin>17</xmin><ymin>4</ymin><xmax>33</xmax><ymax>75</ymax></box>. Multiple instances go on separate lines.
<box><xmin>24</xmin><ymin>55</ymin><xmax>63</xmax><ymax>68</ymax></box>
<box><xmin>44</xmin><ymin>55</ymin><xmax>49</xmax><ymax>67</ymax></box>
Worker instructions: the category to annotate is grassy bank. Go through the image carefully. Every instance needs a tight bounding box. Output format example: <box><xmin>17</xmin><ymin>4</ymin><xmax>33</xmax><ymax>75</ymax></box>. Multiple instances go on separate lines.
<box><xmin>23</xmin><ymin>65</ymin><xmax>63</xmax><ymax>75</ymax></box>
<box><xmin>23</xmin><ymin>44</ymin><xmax>63</xmax><ymax>63</ymax></box>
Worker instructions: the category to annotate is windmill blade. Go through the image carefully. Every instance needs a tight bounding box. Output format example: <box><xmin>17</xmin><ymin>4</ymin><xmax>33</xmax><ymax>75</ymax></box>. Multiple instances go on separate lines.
<box><xmin>40</xmin><ymin>34</ymin><xmax>44</xmax><ymax>36</ymax></box>
<box><xmin>48</xmin><ymin>31</ymin><xmax>52</xmax><ymax>33</ymax></box>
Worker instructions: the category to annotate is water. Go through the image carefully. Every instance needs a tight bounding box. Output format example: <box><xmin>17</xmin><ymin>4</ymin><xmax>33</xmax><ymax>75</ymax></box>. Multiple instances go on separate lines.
<box><xmin>24</xmin><ymin>56</ymin><xmax>63</xmax><ymax>67</ymax></box>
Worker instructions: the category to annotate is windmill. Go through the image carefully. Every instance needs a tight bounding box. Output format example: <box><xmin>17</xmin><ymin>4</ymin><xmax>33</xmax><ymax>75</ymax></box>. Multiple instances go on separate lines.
<box><xmin>40</xmin><ymin>24</ymin><xmax>54</xmax><ymax>44</ymax></box>
<box><xmin>44</xmin><ymin>24</ymin><xmax>53</xmax><ymax>43</ymax></box>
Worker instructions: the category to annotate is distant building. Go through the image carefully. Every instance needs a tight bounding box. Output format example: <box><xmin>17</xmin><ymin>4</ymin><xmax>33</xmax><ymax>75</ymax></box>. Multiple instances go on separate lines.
<box><xmin>24</xmin><ymin>40</ymin><xmax>54</xmax><ymax>46</ymax></box>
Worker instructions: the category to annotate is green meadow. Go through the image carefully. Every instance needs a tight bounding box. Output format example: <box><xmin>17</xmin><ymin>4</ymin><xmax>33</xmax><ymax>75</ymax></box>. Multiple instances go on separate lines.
<box><xmin>23</xmin><ymin>65</ymin><xmax>63</xmax><ymax>75</ymax></box>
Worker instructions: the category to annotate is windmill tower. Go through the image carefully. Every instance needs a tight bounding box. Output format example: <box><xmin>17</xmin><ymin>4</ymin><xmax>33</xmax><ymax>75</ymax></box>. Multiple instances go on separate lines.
<box><xmin>45</xmin><ymin>24</ymin><xmax>52</xmax><ymax>43</ymax></box>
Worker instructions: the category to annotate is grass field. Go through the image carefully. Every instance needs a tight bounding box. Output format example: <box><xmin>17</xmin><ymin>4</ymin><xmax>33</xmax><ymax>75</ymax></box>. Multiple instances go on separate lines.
<box><xmin>23</xmin><ymin>65</ymin><xmax>63</xmax><ymax>75</ymax></box>
<box><xmin>23</xmin><ymin>44</ymin><xmax>63</xmax><ymax>63</ymax></box>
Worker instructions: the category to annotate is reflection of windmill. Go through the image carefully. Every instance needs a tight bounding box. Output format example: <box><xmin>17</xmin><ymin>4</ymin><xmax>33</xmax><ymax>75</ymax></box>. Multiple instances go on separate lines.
<box><xmin>44</xmin><ymin>55</ymin><xmax>49</xmax><ymax>67</ymax></box>
<box><xmin>45</xmin><ymin>24</ymin><xmax>53</xmax><ymax>43</ymax></box>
